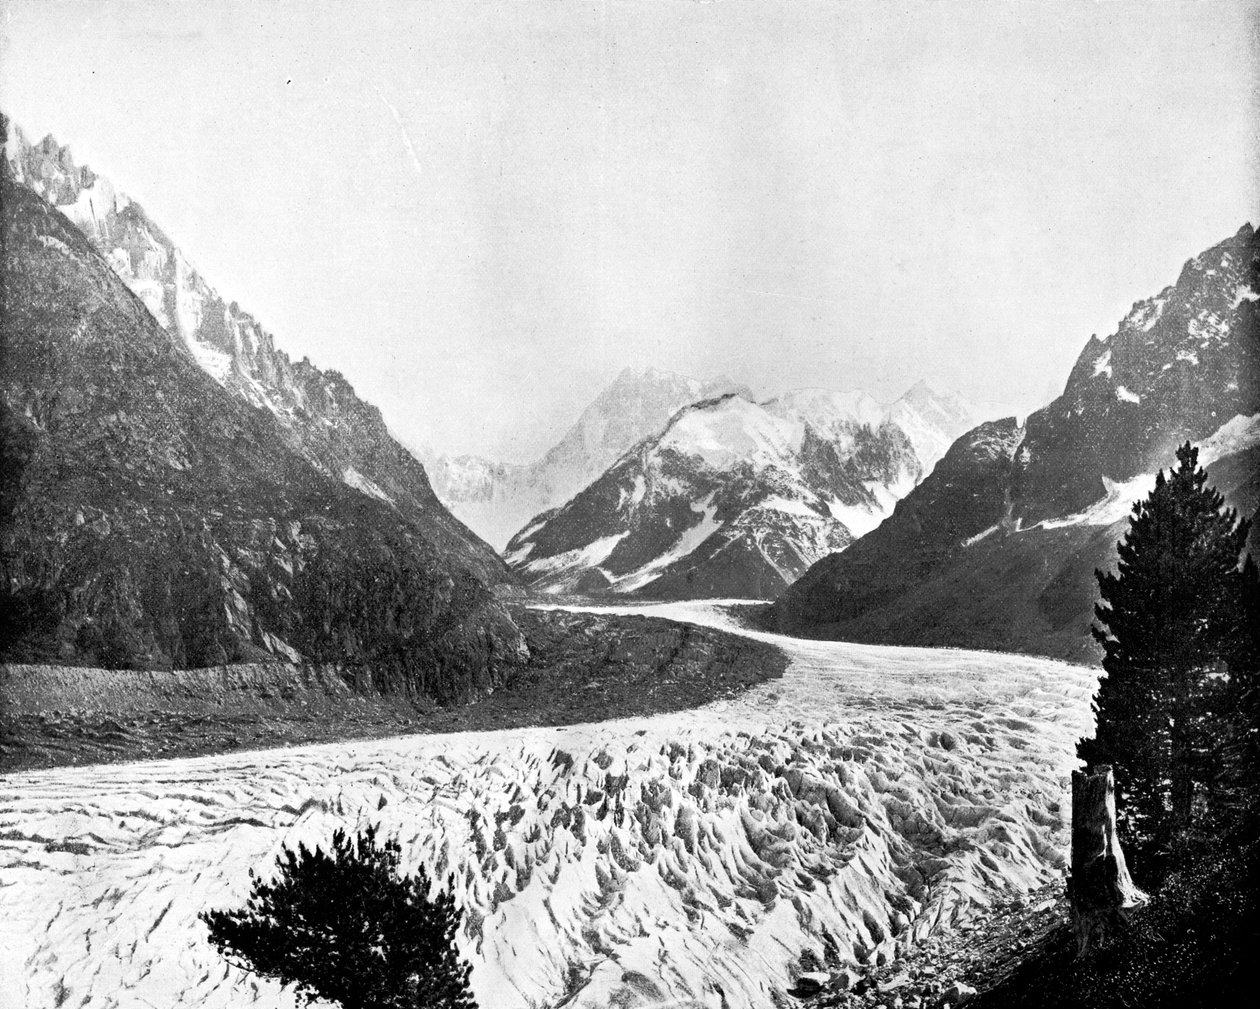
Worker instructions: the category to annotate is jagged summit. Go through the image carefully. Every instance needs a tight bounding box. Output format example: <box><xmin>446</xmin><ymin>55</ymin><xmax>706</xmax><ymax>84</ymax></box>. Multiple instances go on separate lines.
<box><xmin>773</xmin><ymin>223</ymin><xmax>1260</xmax><ymax>661</ymax></box>
<box><xmin>0</xmin><ymin>167</ymin><xmax>524</xmax><ymax>673</ymax></box>
<box><xmin>1016</xmin><ymin>220</ymin><xmax>1258</xmax><ymax>522</ymax></box>
<box><xmin>2</xmin><ymin>115</ymin><xmax>505</xmax><ymax>583</ymax></box>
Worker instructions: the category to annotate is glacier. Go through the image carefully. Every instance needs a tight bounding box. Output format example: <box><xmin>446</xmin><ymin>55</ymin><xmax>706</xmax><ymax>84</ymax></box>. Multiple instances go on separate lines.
<box><xmin>0</xmin><ymin>602</ymin><xmax>1098</xmax><ymax>1009</ymax></box>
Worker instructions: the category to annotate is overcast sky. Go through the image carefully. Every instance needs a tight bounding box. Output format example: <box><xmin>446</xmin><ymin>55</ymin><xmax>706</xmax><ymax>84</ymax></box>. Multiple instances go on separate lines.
<box><xmin>3</xmin><ymin>1</ymin><xmax>1257</xmax><ymax>461</ymax></box>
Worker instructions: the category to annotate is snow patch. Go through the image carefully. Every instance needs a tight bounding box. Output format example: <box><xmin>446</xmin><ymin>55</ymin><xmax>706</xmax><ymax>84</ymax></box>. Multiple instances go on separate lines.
<box><xmin>661</xmin><ymin>399</ymin><xmax>804</xmax><ymax>471</ymax></box>
<box><xmin>130</xmin><ymin>279</ymin><xmax>171</xmax><ymax>328</ymax></box>
<box><xmin>760</xmin><ymin>496</ymin><xmax>822</xmax><ymax>518</ymax></box>
<box><xmin>342</xmin><ymin>466</ymin><xmax>394</xmax><ymax>504</ymax></box>
<box><xmin>867</xmin><ymin>471</ymin><xmax>917</xmax><ymax>514</ymax></box>
<box><xmin>503</xmin><ymin>540</ymin><xmax>535</xmax><ymax>566</ymax></box>
<box><xmin>1092</xmin><ymin>350</ymin><xmax>1112</xmax><ymax>378</ymax></box>
<box><xmin>1189</xmin><ymin>310</ymin><xmax>1228</xmax><ymax>343</ymax></box>
<box><xmin>826</xmin><ymin>499</ymin><xmax>885</xmax><ymax>539</ymax></box>
<box><xmin>173</xmin><ymin>252</ymin><xmax>206</xmax><ymax>342</ymax></box>
<box><xmin>522</xmin><ymin>531</ymin><xmax>630</xmax><ymax>576</ymax></box>
<box><xmin>35</xmin><ymin>234</ymin><xmax>73</xmax><ymax>255</ymax></box>
<box><xmin>962</xmin><ymin>524</ymin><xmax>1001</xmax><ymax>548</ymax></box>
<box><xmin>1040</xmin><ymin>472</ymin><xmax>1156</xmax><ymax>530</ymax></box>
<box><xmin>1122</xmin><ymin>296</ymin><xmax>1166</xmax><ymax>334</ymax></box>
<box><xmin>825</xmin><ymin>470</ymin><xmax>915</xmax><ymax>540</ymax></box>
<box><xmin>613</xmin><ymin>494</ymin><xmax>722</xmax><ymax>592</ymax></box>
<box><xmin>1232</xmin><ymin>285</ymin><xmax>1259</xmax><ymax>309</ymax></box>
<box><xmin>1199</xmin><ymin>413</ymin><xmax>1260</xmax><ymax>466</ymax></box>
<box><xmin>1115</xmin><ymin>386</ymin><xmax>1141</xmax><ymax>404</ymax></box>
<box><xmin>616</xmin><ymin>474</ymin><xmax>648</xmax><ymax>512</ymax></box>
<box><xmin>185</xmin><ymin>338</ymin><xmax>233</xmax><ymax>384</ymax></box>
<box><xmin>515</xmin><ymin>518</ymin><xmax>547</xmax><ymax>543</ymax></box>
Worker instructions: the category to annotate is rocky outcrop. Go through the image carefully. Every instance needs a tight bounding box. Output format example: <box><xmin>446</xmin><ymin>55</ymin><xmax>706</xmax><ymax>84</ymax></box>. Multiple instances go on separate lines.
<box><xmin>772</xmin><ymin>225</ymin><xmax>1260</xmax><ymax>661</ymax></box>
<box><xmin>1013</xmin><ymin>224</ymin><xmax>1259</xmax><ymax>523</ymax></box>
<box><xmin>3</xmin><ymin>119</ymin><xmax>506</xmax><ymax>585</ymax></box>
<box><xmin>0</xmin><ymin>163</ymin><xmax>524</xmax><ymax>682</ymax></box>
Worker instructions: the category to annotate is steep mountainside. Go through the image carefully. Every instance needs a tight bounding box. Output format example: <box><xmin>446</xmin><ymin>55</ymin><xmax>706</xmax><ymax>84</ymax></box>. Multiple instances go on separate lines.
<box><xmin>427</xmin><ymin>367</ymin><xmax>749</xmax><ymax>549</ymax></box>
<box><xmin>3</xmin><ymin>122</ymin><xmax>506</xmax><ymax>585</ymax></box>
<box><xmin>773</xmin><ymin>224</ymin><xmax>1260</xmax><ymax>662</ymax></box>
<box><xmin>504</xmin><ymin>393</ymin><xmax>923</xmax><ymax>598</ymax></box>
<box><xmin>0</xmin><ymin>161</ymin><xmax>524</xmax><ymax>687</ymax></box>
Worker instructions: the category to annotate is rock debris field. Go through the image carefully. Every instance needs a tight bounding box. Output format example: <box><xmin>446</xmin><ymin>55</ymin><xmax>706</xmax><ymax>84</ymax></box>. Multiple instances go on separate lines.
<box><xmin>0</xmin><ymin>602</ymin><xmax>1099</xmax><ymax>1009</ymax></box>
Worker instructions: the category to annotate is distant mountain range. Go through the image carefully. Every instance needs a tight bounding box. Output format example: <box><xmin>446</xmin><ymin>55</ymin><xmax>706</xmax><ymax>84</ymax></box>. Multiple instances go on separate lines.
<box><xmin>772</xmin><ymin>224</ymin><xmax>1260</xmax><ymax>662</ymax></box>
<box><xmin>505</xmin><ymin>382</ymin><xmax>980</xmax><ymax>598</ymax></box>
<box><xmin>1</xmin><ymin>115</ymin><xmax>522</xmax><ymax>686</ymax></box>
<box><xmin>424</xmin><ymin>368</ymin><xmax>750</xmax><ymax>550</ymax></box>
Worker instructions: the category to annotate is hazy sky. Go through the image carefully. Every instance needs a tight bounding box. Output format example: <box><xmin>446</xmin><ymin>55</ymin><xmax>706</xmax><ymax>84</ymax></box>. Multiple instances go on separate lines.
<box><xmin>3</xmin><ymin>1</ymin><xmax>1257</xmax><ymax>461</ymax></box>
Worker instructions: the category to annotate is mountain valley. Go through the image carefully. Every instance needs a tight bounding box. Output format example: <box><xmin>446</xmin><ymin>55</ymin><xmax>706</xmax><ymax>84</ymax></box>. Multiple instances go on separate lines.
<box><xmin>1</xmin><ymin>71</ymin><xmax>1256</xmax><ymax>1009</ymax></box>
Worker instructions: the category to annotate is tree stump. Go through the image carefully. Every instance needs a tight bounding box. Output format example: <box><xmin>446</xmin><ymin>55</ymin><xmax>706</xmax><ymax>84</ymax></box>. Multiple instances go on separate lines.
<box><xmin>1068</xmin><ymin>765</ymin><xmax>1147</xmax><ymax>955</ymax></box>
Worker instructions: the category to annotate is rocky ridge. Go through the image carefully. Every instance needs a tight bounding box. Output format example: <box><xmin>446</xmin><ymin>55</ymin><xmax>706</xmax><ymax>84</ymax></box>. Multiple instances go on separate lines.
<box><xmin>0</xmin><ymin>146</ymin><xmax>523</xmax><ymax>682</ymax></box>
<box><xmin>2</xmin><ymin>120</ymin><xmax>505</xmax><ymax>584</ymax></box>
<box><xmin>773</xmin><ymin>224</ymin><xmax>1260</xmax><ymax>662</ymax></box>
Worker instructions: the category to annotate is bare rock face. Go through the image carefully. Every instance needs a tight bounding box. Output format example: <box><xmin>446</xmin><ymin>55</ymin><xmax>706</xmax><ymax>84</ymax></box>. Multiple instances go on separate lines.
<box><xmin>1013</xmin><ymin>223</ymin><xmax>1259</xmax><ymax>524</ymax></box>
<box><xmin>0</xmin><ymin>142</ymin><xmax>524</xmax><ymax>684</ymax></box>
<box><xmin>2</xmin><ymin>119</ymin><xmax>506</xmax><ymax>585</ymax></box>
<box><xmin>772</xmin><ymin>224</ymin><xmax>1260</xmax><ymax>661</ymax></box>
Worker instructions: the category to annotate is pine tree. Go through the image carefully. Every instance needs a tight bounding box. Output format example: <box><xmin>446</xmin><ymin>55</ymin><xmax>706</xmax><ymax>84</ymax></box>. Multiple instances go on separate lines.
<box><xmin>1080</xmin><ymin>442</ymin><xmax>1251</xmax><ymax>872</ymax></box>
<box><xmin>201</xmin><ymin>826</ymin><xmax>476</xmax><ymax>1009</ymax></box>
<box><xmin>1218</xmin><ymin>553</ymin><xmax>1260</xmax><ymax>823</ymax></box>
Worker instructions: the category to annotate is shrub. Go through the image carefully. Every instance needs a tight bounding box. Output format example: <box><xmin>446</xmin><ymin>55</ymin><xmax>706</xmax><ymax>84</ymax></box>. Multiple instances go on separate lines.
<box><xmin>201</xmin><ymin>825</ymin><xmax>475</xmax><ymax>1009</ymax></box>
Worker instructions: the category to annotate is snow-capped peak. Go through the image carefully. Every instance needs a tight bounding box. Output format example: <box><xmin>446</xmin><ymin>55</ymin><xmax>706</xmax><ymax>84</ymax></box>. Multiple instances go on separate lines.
<box><xmin>660</xmin><ymin>395</ymin><xmax>804</xmax><ymax>471</ymax></box>
<box><xmin>764</xmin><ymin>387</ymin><xmax>887</xmax><ymax>436</ymax></box>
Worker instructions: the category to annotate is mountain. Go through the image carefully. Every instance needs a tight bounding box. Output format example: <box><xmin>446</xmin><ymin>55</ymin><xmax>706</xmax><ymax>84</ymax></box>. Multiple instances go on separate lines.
<box><xmin>427</xmin><ymin>367</ymin><xmax>751</xmax><ymax>549</ymax></box>
<box><xmin>504</xmin><ymin>389</ymin><xmax>929</xmax><ymax>598</ymax></box>
<box><xmin>772</xmin><ymin>224</ymin><xmax>1260</xmax><ymax>662</ymax></box>
<box><xmin>2</xmin><ymin>123</ymin><xmax>506</xmax><ymax>585</ymax></box>
<box><xmin>0</xmin><ymin>121</ymin><xmax>524</xmax><ymax>687</ymax></box>
<box><xmin>762</xmin><ymin>382</ymin><xmax>981</xmax><ymax>476</ymax></box>
<box><xmin>503</xmin><ymin>378</ymin><xmax>979</xmax><ymax>599</ymax></box>
<box><xmin>887</xmin><ymin>380</ymin><xmax>983</xmax><ymax>473</ymax></box>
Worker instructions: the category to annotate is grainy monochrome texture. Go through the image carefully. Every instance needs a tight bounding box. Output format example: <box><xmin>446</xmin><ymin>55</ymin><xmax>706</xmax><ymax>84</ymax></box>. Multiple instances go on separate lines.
<box><xmin>1</xmin><ymin>3</ymin><xmax>1257</xmax><ymax>1009</ymax></box>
